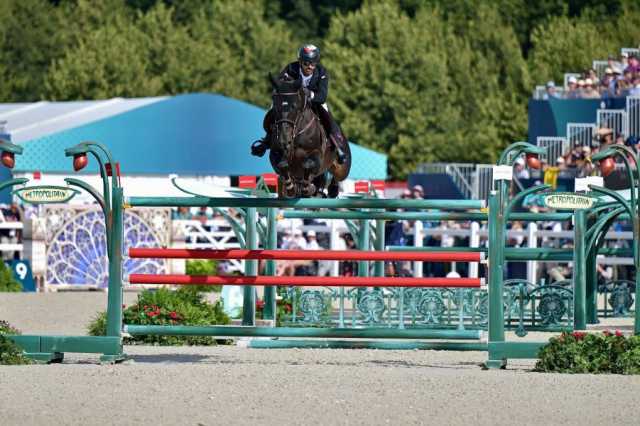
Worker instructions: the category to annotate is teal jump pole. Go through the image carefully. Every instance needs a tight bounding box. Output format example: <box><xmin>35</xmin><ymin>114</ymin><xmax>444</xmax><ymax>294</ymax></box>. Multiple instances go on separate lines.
<box><xmin>263</xmin><ymin>208</ymin><xmax>277</xmax><ymax>321</ymax></box>
<box><xmin>125</xmin><ymin>325</ymin><xmax>483</xmax><ymax>340</ymax></box>
<box><xmin>127</xmin><ymin>196</ymin><xmax>485</xmax><ymax>210</ymax></box>
<box><xmin>573</xmin><ymin>210</ymin><xmax>587</xmax><ymax>330</ymax></box>
<box><xmin>487</xmin><ymin>191</ymin><xmax>505</xmax><ymax>369</ymax></box>
<box><xmin>242</xmin><ymin>207</ymin><xmax>258</xmax><ymax>326</ymax></box>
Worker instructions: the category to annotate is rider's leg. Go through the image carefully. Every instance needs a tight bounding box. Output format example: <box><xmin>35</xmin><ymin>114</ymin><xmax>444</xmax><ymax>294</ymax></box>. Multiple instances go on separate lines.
<box><xmin>251</xmin><ymin>109</ymin><xmax>275</xmax><ymax>157</ymax></box>
<box><xmin>322</xmin><ymin>104</ymin><xmax>348</xmax><ymax>164</ymax></box>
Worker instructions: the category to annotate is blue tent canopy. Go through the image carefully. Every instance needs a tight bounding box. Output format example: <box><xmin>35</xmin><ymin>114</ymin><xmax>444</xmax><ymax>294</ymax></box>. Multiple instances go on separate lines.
<box><xmin>11</xmin><ymin>93</ymin><xmax>387</xmax><ymax>180</ymax></box>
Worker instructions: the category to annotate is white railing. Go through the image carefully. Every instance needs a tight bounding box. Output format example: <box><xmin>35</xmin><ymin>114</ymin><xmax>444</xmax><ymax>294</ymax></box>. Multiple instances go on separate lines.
<box><xmin>566</xmin><ymin>123</ymin><xmax>596</xmax><ymax>150</ymax></box>
<box><xmin>597</xmin><ymin>109</ymin><xmax>628</xmax><ymax>139</ymax></box>
<box><xmin>592</xmin><ymin>60</ymin><xmax>608</xmax><ymax>78</ymax></box>
<box><xmin>417</xmin><ymin>163</ymin><xmax>493</xmax><ymax>200</ymax></box>
<box><xmin>175</xmin><ymin>219</ymin><xmax>243</xmax><ymax>271</ymax></box>
<box><xmin>626</xmin><ymin>96</ymin><xmax>640</xmax><ymax>138</ymax></box>
<box><xmin>536</xmin><ymin>136</ymin><xmax>566</xmax><ymax>165</ymax></box>
<box><xmin>621</xmin><ymin>47</ymin><xmax>640</xmax><ymax>58</ymax></box>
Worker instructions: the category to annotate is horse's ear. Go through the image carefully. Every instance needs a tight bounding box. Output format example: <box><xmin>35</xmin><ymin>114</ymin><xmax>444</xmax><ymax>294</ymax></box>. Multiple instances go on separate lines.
<box><xmin>268</xmin><ymin>72</ymin><xmax>278</xmax><ymax>89</ymax></box>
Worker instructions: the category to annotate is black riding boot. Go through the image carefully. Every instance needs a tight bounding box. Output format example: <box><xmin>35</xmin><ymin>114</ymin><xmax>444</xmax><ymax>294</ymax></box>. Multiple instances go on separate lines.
<box><xmin>330</xmin><ymin>128</ymin><xmax>347</xmax><ymax>165</ymax></box>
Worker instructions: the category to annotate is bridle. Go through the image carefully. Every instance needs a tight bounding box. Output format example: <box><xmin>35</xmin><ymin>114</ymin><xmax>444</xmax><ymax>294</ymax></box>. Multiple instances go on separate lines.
<box><xmin>273</xmin><ymin>90</ymin><xmax>315</xmax><ymax>144</ymax></box>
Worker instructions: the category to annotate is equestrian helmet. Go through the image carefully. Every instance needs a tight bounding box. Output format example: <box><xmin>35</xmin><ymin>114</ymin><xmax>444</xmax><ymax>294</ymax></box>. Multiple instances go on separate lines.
<box><xmin>298</xmin><ymin>44</ymin><xmax>320</xmax><ymax>64</ymax></box>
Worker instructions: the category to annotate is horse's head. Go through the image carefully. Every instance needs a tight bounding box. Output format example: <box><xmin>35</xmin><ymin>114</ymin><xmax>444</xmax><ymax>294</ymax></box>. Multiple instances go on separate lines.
<box><xmin>269</xmin><ymin>73</ymin><xmax>307</xmax><ymax>152</ymax></box>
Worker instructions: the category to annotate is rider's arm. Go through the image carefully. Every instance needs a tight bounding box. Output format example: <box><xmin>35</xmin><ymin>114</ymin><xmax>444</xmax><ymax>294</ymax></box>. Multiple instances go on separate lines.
<box><xmin>311</xmin><ymin>69</ymin><xmax>329</xmax><ymax>104</ymax></box>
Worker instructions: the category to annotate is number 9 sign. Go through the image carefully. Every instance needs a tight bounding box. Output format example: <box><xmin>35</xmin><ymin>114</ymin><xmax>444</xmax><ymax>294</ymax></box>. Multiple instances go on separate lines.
<box><xmin>9</xmin><ymin>260</ymin><xmax>35</xmax><ymax>292</ymax></box>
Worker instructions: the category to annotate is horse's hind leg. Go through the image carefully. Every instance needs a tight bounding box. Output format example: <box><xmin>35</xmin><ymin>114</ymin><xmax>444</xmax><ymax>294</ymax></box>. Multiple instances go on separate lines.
<box><xmin>311</xmin><ymin>174</ymin><xmax>327</xmax><ymax>197</ymax></box>
<box><xmin>327</xmin><ymin>176</ymin><xmax>340</xmax><ymax>198</ymax></box>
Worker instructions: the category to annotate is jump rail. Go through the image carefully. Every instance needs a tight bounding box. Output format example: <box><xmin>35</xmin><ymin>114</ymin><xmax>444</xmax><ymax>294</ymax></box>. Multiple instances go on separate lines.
<box><xmin>128</xmin><ymin>248</ymin><xmax>485</xmax><ymax>262</ymax></box>
<box><xmin>127</xmin><ymin>274</ymin><xmax>484</xmax><ymax>288</ymax></box>
<box><xmin>125</xmin><ymin>196</ymin><xmax>485</xmax><ymax>210</ymax></box>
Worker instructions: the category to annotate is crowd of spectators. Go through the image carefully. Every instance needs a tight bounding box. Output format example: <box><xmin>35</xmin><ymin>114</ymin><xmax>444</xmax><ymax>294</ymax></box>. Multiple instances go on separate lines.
<box><xmin>544</xmin><ymin>51</ymin><xmax>640</xmax><ymax>100</ymax></box>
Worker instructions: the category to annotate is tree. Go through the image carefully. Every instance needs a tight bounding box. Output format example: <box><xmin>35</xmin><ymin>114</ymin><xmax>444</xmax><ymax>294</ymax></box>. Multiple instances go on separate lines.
<box><xmin>0</xmin><ymin>0</ymin><xmax>69</xmax><ymax>101</ymax></box>
<box><xmin>45</xmin><ymin>14</ymin><xmax>162</xmax><ymax>100</ymax></box>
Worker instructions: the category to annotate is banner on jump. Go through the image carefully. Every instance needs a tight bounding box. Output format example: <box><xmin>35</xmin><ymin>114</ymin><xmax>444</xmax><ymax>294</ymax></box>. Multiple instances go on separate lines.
<box><xmin>542</xmin><ymin>192</ymin><xmax>596</xmax><ymax>210</ymax></box>
<box><xmin>13</xmin><ymin>186</ymin><xmax>79</xmax><ymax>204</ymax></box>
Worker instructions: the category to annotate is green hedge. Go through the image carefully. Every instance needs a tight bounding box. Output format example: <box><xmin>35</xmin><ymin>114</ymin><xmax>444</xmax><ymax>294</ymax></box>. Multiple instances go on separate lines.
<box><xmin>536</xmin><ymin>331</ymin><xmax>640</xmax><ymax>374</ymax></box>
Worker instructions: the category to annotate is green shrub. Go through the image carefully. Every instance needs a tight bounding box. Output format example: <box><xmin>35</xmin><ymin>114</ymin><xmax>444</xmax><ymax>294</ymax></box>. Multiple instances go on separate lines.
<box><xmin>186</xmin><ymin>259</ymin><xmax>221</xmax><ymax>293</ymax></box>
<box><xmin>0</xmin><ymin>262</ymin><xmax>22</xmax><ymax>292</ymax></box>
<box><xmin>536</xmin><ymin>331</ymin><xmax>640</xmax><ymax>374</ymax></box>
<box><xmin>88</xmin><ymin>287</ymin><xmax>231</xmax><ymax>346</ymax></box>
<box><xmin>0</xmin><ymin>320</ymin><xmax>31</xmax><ymax>365</ymax></box>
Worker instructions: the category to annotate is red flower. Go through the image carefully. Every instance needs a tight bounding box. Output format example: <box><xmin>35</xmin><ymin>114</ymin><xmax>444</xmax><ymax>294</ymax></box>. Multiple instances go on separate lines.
<box><xmin>146</xmin><ymin>311</ymin><xmax>157</xmax><ymax>318</ymax></box>
<box><xmin>572</xmin><ymin>331</ymin><xmax>586</xmax><ymax>341</ymax></box>
<box><xmin>615</xmin><ymin>330</ymin><xmax>624</xmax><ymax>337</ymax></box>
<box><xmin>603</xmin><ymin>330</ymin><xmax>611</xmax><ymax>337</ymax></box>
<box><xmin>256</xmin><ymin>300</ymin><xmax>265</xmax><ymax>309</ymax></box>
<box><xmin>169</xmin><ymin>311</ymin><xmax>179</xmax><ymax>320</ymax></box>
<box><xmin>284</xmin><ymin>303</ymin><xmax>292</xmax><ymax>313</ymax></box>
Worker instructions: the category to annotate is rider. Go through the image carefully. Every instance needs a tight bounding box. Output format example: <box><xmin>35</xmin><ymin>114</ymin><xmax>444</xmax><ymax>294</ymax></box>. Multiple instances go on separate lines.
<box><xmin>251</xmin><ymin>44</ymin><xmax>348</xmax><ymax>164</ymax></box>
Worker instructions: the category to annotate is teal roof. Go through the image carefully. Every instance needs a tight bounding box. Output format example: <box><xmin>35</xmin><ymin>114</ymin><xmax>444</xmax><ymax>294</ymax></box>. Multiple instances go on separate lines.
<box><xmin>13</xmin><ymin>94</ymin><xmax>387</xmax><ymax>180</ymax></box>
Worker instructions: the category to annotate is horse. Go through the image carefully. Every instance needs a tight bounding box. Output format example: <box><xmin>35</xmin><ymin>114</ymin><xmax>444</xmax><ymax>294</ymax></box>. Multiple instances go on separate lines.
<box><xmin>268</xmin><ymin>74</ymin><xmax>351</xmax><ymax>198</ymax></box>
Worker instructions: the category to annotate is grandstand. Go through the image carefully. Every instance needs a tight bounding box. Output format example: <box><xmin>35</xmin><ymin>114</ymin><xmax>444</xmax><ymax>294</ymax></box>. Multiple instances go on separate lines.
<box><xmin>416</xmin><ymin>46</ymin><xmax>640</xmax><ymax>200</ymax></box>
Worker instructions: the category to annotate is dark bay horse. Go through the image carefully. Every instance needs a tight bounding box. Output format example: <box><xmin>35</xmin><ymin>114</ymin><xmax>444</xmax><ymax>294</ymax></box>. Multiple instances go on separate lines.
<box><xmin>268</xmin><ymin>75</ymin><xmax>351</xmax><ymax>198</ymax></box>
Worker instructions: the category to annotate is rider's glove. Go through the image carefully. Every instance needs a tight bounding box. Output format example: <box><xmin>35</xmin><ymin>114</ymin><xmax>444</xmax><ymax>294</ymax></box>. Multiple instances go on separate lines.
<box><xmin>303</xmin><ymin>88</ymin><xmax>313</xmax><ymax>99</ymax></box>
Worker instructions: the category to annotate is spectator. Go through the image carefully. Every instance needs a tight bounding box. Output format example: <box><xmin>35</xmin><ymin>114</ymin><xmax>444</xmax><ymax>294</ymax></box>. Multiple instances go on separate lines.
<box><xmin>565</xmin><ymin>76</ymin><xmax>580</xmax><ymax>99</ymax></box>
<box><xmin>624</xmin><ymin>54</ymin><xmax>640</xmax><ymax>75</ymax></box>
<box><xmin>596</xmin><ymin>127</ymin><xmax>614</xmax><ymax>146</ymax></box>
<box><xmin>576</xmin><ymin>79</ymin><xmax>586</xmax><ymax>98</ymax></box>
<box><xmin>1</xmin><ymin>203</ymin><xmax>21</xmax><ymax>260</ymax></box>
<box><xmin>543</xmin><ymin>81</ymin><xmax>560</xmax><ymax>100</ymax></box>
<box><xmin>581</xmin><ymin>78</ymin><xmax>600</xmax><ymax>98</ymax></box>
<box><xmin>608</xmin><ymin>54</ymin><xmax>623</xmax><ymax>72</ymax></box>
<box><xmin>513</xmin><ymin>157</ymin><xmax>530</xmax><ymax>179</ymax></box>
<box><xmin>600</xmin><ymin>68</ymin><xmax>616</xmax><ymax>97</ymax></box>
<box><xmin>291</xmin><ymin>228</ymin><xmax>307</xmax><ymax>250</ymax></box>
<box><xmin>618</xmin><ymin>69</ymin><xmax>634</xmax><ymax>95</ymax></box>
<box><xmin>620</xmin><ymin>51</ymin><xmax>630</xmax><ymax>69</ymax></box>
<box><xmin>411</xmin><ymin>184</ymin><xmax>424</xmax><ymax>199</ymax></box>
<box><xmin>305</xmin><ymin>230</ymin><xmax>320</xmax><ymax>250</ymax></box>
<box><xmin>172</xmin><ymin>206</ymin><xmax>192</xmax><ymax>220</ymax></box>
<box><xmin>629</xmin><ymin>76</ymin><xmax>640</xmax><ymax>96</ymax></box>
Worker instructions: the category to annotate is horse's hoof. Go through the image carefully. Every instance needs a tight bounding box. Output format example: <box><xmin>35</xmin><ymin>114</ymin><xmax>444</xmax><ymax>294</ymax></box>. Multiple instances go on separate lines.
<box><xmin>304</xmin><ymin>184</ymin><xmax>316</xmax><ymax>197</ymax></box>
<box><xmin>328</xmin><ymin>184</ymin><xmax>339</xmax><ymax>198</ymax></box>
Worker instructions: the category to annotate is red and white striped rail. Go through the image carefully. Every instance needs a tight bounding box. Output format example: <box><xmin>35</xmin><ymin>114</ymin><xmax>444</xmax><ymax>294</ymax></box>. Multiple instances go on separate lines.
<box><xmin>128</xmin><ymin>248</ymin><xmax>484</xmax><ymax>263</ymax></box>
<box><xmin>127</xmin><ymin>274</ymin><xmax>484</xmax><ymax>288</ymax></box>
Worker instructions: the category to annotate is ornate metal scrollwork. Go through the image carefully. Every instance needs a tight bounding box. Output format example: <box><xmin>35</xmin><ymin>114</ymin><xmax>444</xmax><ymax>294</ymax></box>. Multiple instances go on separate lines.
<box><xmin>416</xmin><ymin>290</ymin><xmax>446</xmax><ymax>324</ymax></box>
<box><xmin>298</xmin><ymin>290</ymin><xmax>326</xmax><ymax>322</ymax></box>
<box><xmin>356</xmin><ymin>290</ymin><xmax>386</xmax><ymax>324</ymax></box>
<box><xmin>608</xmin><ymin>286</ymin><xmax>634</xmax><ymax>316</ymax></box>
<box><xmin>537</xmin><ymin>292</ymin><xmax>567</xmax><ymax>325</ymax></box>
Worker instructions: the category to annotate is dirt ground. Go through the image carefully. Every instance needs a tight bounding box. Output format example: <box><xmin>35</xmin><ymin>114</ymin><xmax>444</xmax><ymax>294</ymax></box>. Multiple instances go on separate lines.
<box><xmin>1</xmin><ymin>292</ymin><xmax>639</xmax><ymax>426</ymax></box>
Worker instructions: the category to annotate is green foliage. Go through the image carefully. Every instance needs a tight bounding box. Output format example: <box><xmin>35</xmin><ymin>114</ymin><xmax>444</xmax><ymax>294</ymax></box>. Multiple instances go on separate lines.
<box><xmin>0</xmin><ymin>262</ymin><xmax>22</xmax><ymax>292</ymax></box>
<box><xmin>1</xmin><ymin>0</ymin><xmax>640</xmax><ymax>178</ymax></box>
<box><xmin>0</xmin><ymin>320</ymin><xmax>31</xmax><ymax>365</ymax></box>
<box><xmin>185</xmin><ymin>259</ymin><xmax>221</xmax><ymax>293</ymax></box>
<box><xmin>87</xmin><ymin>287</ymin><xmax>231</xmax><ymax>346</ymax></box>
<box><xmin>536</xmin><ymin>331</ymin><xmax>640</xmax><ymax>374</ymax></box>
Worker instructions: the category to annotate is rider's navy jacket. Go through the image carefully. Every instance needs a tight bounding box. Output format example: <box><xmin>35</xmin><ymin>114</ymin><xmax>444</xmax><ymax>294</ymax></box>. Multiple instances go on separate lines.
<box><xmin>279</xmin><ymin>62</ymin><xmax>329</xmax><ymax>105</ymax></box>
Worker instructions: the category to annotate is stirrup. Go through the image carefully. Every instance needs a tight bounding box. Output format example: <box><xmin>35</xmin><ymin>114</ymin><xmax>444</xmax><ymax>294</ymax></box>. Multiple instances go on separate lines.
<box><xmin>251</xmin><ymin>139</ymin><xmax>268</xmax><ymax>157</ymax></box>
